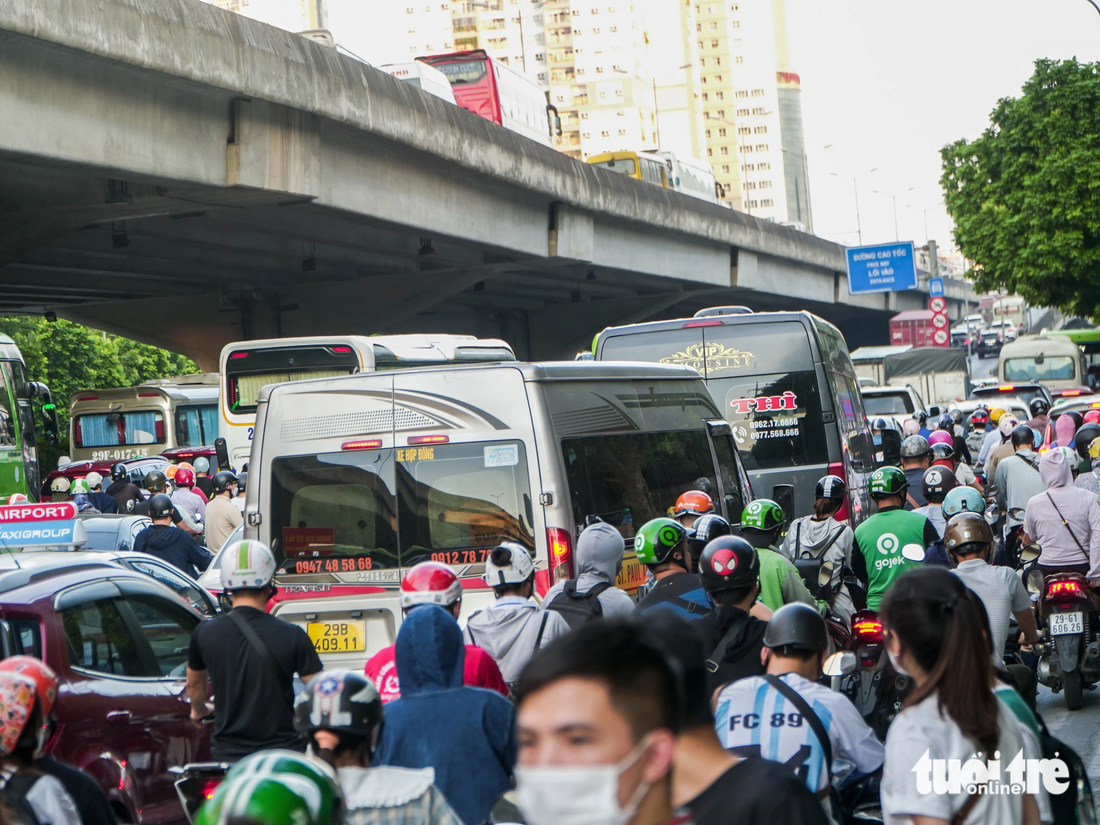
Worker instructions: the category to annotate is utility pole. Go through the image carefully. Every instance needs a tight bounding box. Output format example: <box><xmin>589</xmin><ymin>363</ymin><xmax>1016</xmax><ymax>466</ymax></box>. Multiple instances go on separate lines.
<box><xmin>853</xmin><ymin>178</ymin><xmax>862</xmax><ymax>245</ymax></box>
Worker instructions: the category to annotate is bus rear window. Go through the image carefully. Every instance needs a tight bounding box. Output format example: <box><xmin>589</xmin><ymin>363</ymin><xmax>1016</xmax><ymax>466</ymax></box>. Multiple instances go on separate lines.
<box><xmin>427</xmin><ymin>59</ymin><xmax>488</xmax><ymax>84</ymax></box>
<box><xmin>1004</xmin><ymin>357</ymin><xmax>1076</xmax><ymax>382</ymax></box>
<box><xmin>228</xmin><ymin>370</ymin><xmax>353</xmax><ymax>414</ymax></box>
<box><xmin>270</xmin><ymin>441</ymin><xmax>534</xmax><ymax>574</ymax></box>
<box><xmin>226</xmin><ymin>346</ymin><xmax>360</xmax><ymax>414</ymax></box>
<box><xmin>862</xmin><ymin>392</ymin><xmax>914</xmax><ymax>416</ymax></box>
<box><xmin>75</xmin><ymin>412</ymin><xmax>164</xmax><ymax>447</ymax></box>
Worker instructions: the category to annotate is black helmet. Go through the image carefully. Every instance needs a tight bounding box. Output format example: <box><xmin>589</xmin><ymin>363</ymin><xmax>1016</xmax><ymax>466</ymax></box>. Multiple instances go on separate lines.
<box><xmin>211</xmin><ymin>470</ymin><xmax>238</xmax><ymax>494</ymax></box>
<box><xmin>930</xmin><ymin>442</ymin><xmax>955</xmax><ymax>462</ymax></box>
<box><xmin>111</xmin><ymin>463</ymin><xmax>128</xmax><ymax>482</ymax></box>
<box><xmin>236</xmin><ymin>471</ymin><xmax>247</xmax><ymax>494</ymax></box>
<box><xmin>294</xmin><ymin>671</ymin><xmax>383</xmax><ymax>739</ymax></box>
<box><xmin>686</xmin><ymin>514</ymin><xmax>731</xmax><ymax>569</ymax></box>
<box><xmin>692</xmin><ymin>476</ymin><xmax>715</xmax><ymax>498</ymax></box>
<box><xmin>815</xmin><ymin>475</ymin><xmax>846</xmax><ymax>501</ymax></box>
<box><xmin>1010</xmin><ymin>424</ymin><xmax>1035</xmax><ymax>448</ymax></box>
<box><xmin>1029</xmin><ymin>397</ymin><xmax>1051</xmax><ymax>417</ymax></box>
<box><xmin>1076</xmin><ymin>423</ymin><xmax>1100</xmax><ymax>458</ymax></box>
<box><xmin>921</xmin><ymin>465</ymin><xmax>958</xmax><ymax>503</ymax></box>
<box><xmin>148</xmin><ymin>493</ymin><xmax>174</xmax><ymax>519</ymax></box>
<box><xmin>143</xmin><ymin>470</ymin><xmax>167</xmax><ymax>492</ymax></box>
<box><xmin>763</xmin><ymin>603</ymin><xmax>829</xmax><ymax>652</ymax></box>
<box><xmin>699</xmin><ymin>536</ymin><xmax>759</xmax><ymax>594</ymax></box>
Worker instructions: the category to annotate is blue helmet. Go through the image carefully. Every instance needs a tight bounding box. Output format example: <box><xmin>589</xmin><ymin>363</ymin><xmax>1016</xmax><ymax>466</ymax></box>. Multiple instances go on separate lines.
<box><xmin>941</xmin><ymin>486</ymin><xmax>984</xmax><ymax>519</ymax></box>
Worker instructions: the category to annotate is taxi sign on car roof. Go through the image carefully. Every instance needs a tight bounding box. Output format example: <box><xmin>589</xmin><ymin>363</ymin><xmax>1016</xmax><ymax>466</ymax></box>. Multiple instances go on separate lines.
<box><xmin>0</xmin><ymin>502</ymin><xmax>76</xmax><ymax>523</ymax></box>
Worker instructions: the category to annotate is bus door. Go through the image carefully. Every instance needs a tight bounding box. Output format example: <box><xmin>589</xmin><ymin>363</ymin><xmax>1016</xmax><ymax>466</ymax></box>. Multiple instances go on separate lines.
<box><xmin>0</xmin><ymin>364</ymin><xmax>24</xmax><ymax>497</ymax></box>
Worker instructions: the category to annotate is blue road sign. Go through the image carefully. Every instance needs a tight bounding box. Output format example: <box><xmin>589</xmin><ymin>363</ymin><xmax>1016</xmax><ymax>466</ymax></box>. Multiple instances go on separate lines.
<box><xmin>845</xmin><ymin>242</ymin><xmax>918</xmax><ymax>295</ymax></box>
<box><xmin>929</xmin><ymin>278</ymin><xmax>944</xmax><ymax>297</ymax></box>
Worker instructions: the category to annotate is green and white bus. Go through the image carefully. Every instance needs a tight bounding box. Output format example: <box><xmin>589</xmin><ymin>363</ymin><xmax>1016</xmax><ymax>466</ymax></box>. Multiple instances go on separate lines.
<box><xmin>0</xmin><ymin>334</ymin><xmax>60</xmax><ymax>500</ymax></box>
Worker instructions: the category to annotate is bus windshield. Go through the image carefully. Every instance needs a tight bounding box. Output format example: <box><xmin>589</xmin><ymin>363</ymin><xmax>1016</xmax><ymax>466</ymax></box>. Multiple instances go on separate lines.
<box><xmin>270</xmin><ymin>440</ymin><xmax>535</xmax><ymax>573</ymax></box>
<box><xmin>590</xmin><ymin>158</ymin><xmax>638</xmax><ymax>175</ymax></box>
<box><xmin>225</xmin><ymin>345</ymin><xmax>361</xmax><ymax>415</ymax></box>
<box><xmin>423</xmin><ymin>58</ymin><xmax>487</xmax><ymax>85</ymax></box>
<box><xmin>1004</xmin><ymin>357</ymin><xmax>1076</xmax><ymax>383</ymax></box>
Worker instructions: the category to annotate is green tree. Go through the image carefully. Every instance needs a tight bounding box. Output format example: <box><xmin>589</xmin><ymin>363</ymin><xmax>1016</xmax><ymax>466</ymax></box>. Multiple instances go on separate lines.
<box><xmin>941</xmin><ymin>58</ymin><xmax>1100</xmax><ymax>319</ymax></box>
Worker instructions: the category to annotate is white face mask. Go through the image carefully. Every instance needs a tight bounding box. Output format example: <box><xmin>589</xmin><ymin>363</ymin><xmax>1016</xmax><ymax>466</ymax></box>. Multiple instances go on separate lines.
<box><xmin>887</xmin><ymin>647</ymin><xmax>911</xmax><ymax>678</ymax></box>
<box><xmin>515</xmin><ymin>736</ymin><xmax>654</xmax><ymax>825</ymax></box>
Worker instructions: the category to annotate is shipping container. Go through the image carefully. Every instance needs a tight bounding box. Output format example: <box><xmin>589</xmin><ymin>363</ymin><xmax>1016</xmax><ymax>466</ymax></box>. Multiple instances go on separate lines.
<box><xmin>889</xmin><ymin>310</ymin><xmax>937</xmax><ymax>347</ymax></box>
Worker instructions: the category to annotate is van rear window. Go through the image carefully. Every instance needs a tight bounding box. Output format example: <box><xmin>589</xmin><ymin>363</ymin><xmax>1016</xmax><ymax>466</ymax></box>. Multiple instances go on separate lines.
<box><xmin>75</xmin><ymin>412</ymin><xmax>164</xmax><ymax>447</ymax></box>
<box><xmin>269</xmin><ymin>441</ymin><xmax>534</xmax><ymax>574</ymax></box>
<box><xmin>862</xmin><ymin>392</ymin><xmax>914</xmax><ymax>416</ymax></box>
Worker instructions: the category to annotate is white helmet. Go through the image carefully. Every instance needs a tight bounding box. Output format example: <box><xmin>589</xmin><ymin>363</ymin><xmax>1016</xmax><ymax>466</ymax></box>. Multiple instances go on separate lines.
<box><xmin>50</xmin><ymin>476</ymin><xmax>71</xmax><ymax>493</ymax></box>
<box><xmin>85</xmin><ymin>471</ymin><xmax>103</xmax><ymax>489</ymax></box>
<box><xmin>481</xmin><ymin>542</ymin><xmax>535</xmax><ymax>586</ymax></box>
<box><xmin>220</xmin><ymin>540</ymin><xmax>277</xmax><ymax>591</ymax></box>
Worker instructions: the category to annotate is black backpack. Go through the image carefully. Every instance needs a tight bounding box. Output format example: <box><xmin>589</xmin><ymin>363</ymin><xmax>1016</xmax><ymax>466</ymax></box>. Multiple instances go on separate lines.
<box><xmin>1039</xmin><ymin>723</ymin><xmax>1095</xmax><ymax>825</ymax></box>
<box><xmin>2</xmin><ymin>771</ymin><xmax>44</xmax><ymax>825</ymax></box>
<box><xmin>546</xmin><ymin>580</ymin><xmax>611</xmax><ymax>629</ymax></box>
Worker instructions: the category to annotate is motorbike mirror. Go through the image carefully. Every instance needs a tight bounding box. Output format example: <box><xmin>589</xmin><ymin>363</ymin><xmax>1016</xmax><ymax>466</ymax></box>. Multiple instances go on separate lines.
<box><xmin>901</xmin><ymin>544</ymin><xmax>926</xmax><ymax>562</ymax></box>
<box><xmin>984</xmin><ymin>485</ymin><xmax>1000</xmax><ymax>498</ymax></box>
<box><xmin>818</xmin><ymin>560</ymin><xmax>835</xmax><ymax>588</ymax></box>
<box><xmin>823</xmin><ymin>650</ymin><xmax>857</xmax><ymax>677</ymax></box>
<box><xmin>1019</xmin><ymin>543</ymin><xmax>1041</xmax><ymax>564</ymax></box>
<box><xmin>1008</xmin><ymin>507</ymin><xmax>1026</xmax><ymax>520</ymax></box>
<box><xmin>1026</xmin><ymin>568</ymin><xmax>1045</xmax><ymax>598</ymax></box>
<box><xmin>985</xmin><ymin>505</ymin><xmax>999</xmax><ymax>526</ymax></box>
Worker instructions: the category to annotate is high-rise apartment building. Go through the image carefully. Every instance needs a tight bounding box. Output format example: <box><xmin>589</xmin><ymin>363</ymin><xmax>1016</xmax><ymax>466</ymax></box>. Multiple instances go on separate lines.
<box><xmin>692</xmin><ymin>0</ymin><xmax>809</xmax><ymax>228</ymax></box>
<box><xmin>212</xmin><ymin>0</ymin><xmax>325</xmax><ymax>36</ymax></box>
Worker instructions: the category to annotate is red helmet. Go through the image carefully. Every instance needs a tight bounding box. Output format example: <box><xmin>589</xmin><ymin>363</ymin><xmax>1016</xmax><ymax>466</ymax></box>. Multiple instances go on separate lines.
<box><xmin>0</xmin><ymin>673</ymin><xmax>37</xmax><ymax>757</ymax></box>
<box><xmin>971</xmin><ymin>410</ymin><xmax>989</xmax><ymax>425</ymax></box>
<box><xmin>4</xmin><ymin>494</ymin><xmax>27</xmax><ymax>505</ymax></box>
<box><xmin>1085</xmin><ymin>410</ymin><xmax>1100</xmax><ymax>426</ymax></box>
<box><xmin>400</xmin><ymin>562</ymin><xmax>462</xmax><ymax>610</ymax></box>
<box><xmin>674</xmin><ymin>490</ymin><xmax>714</xmax><ymax>518</ymax></box>
<box><xmin>0</xmin><ymin>657</ymin><xmax>57</xmax><ymax>718</ymax></box>
<box><xmin>175</xmin><ymin>467</ymin><xmax>195</xmax><ymax>488</ymax></box>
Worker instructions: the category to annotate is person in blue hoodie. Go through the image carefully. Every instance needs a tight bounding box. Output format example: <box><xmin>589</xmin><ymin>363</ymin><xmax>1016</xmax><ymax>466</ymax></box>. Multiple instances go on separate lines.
<box><xmin>374</xmin><ymin>605</ymin><xmax>516</xmax><ymax>825</ymax></box>
<box><xmin>132</xmin><ymin>494</ymin><xmax>212</xmax><ymax>578</ymax></box>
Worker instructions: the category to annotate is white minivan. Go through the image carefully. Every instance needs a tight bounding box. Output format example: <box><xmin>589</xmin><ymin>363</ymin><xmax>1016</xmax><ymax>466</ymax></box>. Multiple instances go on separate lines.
<box><xmin>242</xmin><ymin>362</ymin><xmax>755</xmax><ymax>667</ymax></box>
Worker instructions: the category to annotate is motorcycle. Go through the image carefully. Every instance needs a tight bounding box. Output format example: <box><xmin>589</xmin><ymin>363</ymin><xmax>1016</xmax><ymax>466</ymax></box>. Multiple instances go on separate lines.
<box><xmin>171</xmin><ymin>762</ymin><xmax>230</xmax><ymax>824</ymax></box>
<box><xmin>1029</xmin><ymin>564</ymin><xmax>1100</xmax><ymax>711</ymax></box>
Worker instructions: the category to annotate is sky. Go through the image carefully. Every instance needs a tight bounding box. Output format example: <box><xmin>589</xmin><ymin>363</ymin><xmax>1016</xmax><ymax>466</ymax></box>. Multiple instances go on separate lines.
<box><xmin>785</xmin><ymin>0</ymin><xmax>1100</xmax><ymax>251</ymax></box>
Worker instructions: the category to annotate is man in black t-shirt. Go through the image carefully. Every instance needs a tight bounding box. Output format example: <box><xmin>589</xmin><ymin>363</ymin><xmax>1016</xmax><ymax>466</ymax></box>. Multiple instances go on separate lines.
<box><xmin>133</xmin><ymin>470</ymin><xmax>203</xmax><ymax>536</ymax></box>
<box><xmin>186</xmin><ymin>540</ymin><xmax>322</xmax><ymax>761</ymax></box>
<box><xmin>646</xmin><ymin>613</ymin><xmax>828</xmax><ymax>825</ymax></box>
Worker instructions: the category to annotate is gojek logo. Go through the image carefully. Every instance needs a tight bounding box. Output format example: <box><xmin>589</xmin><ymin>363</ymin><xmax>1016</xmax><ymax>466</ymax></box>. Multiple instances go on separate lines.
<box><xmin>912</xmin><ymin>749</ymin><xmax>1070</xmax><ymax>796</ymax></box>
<box><xmin>876</xmin><ymin>533</ymin><xmax>899</xmax><ymax>555</ymax></box>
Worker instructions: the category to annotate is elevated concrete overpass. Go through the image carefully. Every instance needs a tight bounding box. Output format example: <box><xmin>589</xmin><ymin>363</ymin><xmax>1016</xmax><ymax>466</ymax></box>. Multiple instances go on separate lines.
<box><xmin>0</xmin><ymin>0</ymin><xmax>974</xmax><ymax>368</ymax></box>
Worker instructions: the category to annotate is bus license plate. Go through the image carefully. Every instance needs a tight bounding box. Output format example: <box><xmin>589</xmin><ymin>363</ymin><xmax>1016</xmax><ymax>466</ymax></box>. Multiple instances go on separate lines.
<box><xmin>307</xmin><ymin>621</ymin><xmax>366</xmax><ymax>653</ymax></box>
<box><xmin>1050</xmin><ymin>612</ymin><xmax>1084</xmax><ymax>636</ymax></box>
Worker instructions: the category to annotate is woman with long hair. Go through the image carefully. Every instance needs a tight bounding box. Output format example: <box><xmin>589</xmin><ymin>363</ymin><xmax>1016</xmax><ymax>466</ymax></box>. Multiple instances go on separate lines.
<box><xmin>879</xmin><ymin>567</ymin><xmax>1041</xmax><ymax>825</ymax></box>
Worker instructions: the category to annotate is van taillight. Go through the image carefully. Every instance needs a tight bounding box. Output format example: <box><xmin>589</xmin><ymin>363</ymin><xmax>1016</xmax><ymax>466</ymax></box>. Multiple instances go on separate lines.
<box><xmin>828</xmin><ymin>461</ymin><xmax>849</xmax><ymax>523</ymax></box>
<box><xmin>73</xmin><ymin>426</ymin><xmax>82</xmax><ymax>448</ymax></box>
<box><xmin>547</xmin><ymin>528</ymin><xmax>573</xmax><ymax>583</ymax></box>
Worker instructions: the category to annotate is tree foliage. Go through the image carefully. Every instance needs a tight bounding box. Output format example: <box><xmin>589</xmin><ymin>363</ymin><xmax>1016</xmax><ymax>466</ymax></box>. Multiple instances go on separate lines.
<box><xmin>0</xmin><ymin>317</ymin><xmax>197</xmax><ymax>429</ymax></box>
<box><xmin>941</xmin><ymin>58</ymin><xmax>1100</xmax><ymax>319</ymax></box>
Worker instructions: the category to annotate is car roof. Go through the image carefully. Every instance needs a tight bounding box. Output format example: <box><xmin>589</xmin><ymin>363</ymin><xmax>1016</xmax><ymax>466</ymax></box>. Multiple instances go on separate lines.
<box><xmin>0</xmin><ymin>553</ymin><xmax>202</xmax><ymax>608</ymax></box>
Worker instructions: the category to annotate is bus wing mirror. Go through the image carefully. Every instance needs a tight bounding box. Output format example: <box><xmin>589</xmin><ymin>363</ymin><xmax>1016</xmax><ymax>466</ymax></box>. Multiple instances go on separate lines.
<box><xmin>215</xmin><ymin>437</ymin><xmax>231</xmax><ymax>473</ymax></box>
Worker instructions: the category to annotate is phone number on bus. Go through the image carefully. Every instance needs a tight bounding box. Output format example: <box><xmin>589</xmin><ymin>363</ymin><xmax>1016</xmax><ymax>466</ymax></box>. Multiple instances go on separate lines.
<box><xmin>431</xmin><ymin>549</ymin><xmax>493</xmax><ymax>565</ymax></box>
<box><xmin>294</xmin><ymin>558</ymin><xmax>374</xmax><ymax>574</ymax></box>
<box><xmin>90</xmin><ymin>449</ymin><xmax>151</xmax><ymax>461</ymax></box>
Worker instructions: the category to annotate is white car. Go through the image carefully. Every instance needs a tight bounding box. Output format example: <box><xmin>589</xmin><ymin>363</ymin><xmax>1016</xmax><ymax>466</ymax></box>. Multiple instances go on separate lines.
<box><xmin>990</xmin><ymin>320</ymin><xmax>1018</xmax><ymax>342</ymax></box>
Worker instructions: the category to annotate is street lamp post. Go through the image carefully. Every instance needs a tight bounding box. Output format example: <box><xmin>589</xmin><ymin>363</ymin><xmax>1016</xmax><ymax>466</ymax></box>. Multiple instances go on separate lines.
<box><xmin>707</xmin><ymin>111</ymin><xmax>771</xmax><ymax>215</ymax></box>
<box><xmin>830</xmin><ymin>170</ymin><xmax>876</xmax><ymax>245</ymax></box>
<box><xmin>516</xmin><ymin>0</ymin><xmax>549</xmax><ymax>75</ymax></box>
<box><xmin>872</xmin><ymin>187</ymin><xmax>915</xmax><ymax>242</ymax></box>
<box><xmin>615</xmin><ymin>64</ymin><xmax>691</xmax><ymax>151</ymax></box>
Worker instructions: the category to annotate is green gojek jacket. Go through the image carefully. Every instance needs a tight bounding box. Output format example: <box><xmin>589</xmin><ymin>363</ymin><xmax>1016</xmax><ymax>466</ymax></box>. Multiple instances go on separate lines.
<box><xmin>757</xmin><ymin>545</ymin><xmax>819</xmax><ymax>612</ymax></box>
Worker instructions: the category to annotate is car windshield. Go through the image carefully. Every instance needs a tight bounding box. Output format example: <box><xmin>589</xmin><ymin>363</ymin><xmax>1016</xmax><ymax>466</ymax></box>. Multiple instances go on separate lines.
<box><xmin>590</xmin><ymin>158</ymin><xmax>638</xmax><ymax>175</ymax></box>
<box><xmin>862</xmin><ymin>392</ymin><xmax>914</xmax><ymax>416</ymax></box>
<box><xmin>972</xmin><ymin>386</ymin><xmax>1046</xmax><ymax>405</ymax></box>
<box><xmin>1004</xmin><ymin>357</ymin><xmax>1076</xmax><ymax>383</ymax></box>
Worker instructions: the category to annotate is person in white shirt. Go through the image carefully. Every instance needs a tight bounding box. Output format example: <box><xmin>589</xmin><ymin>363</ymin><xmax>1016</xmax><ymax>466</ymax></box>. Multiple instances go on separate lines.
<box><xmin>714</xmin><ymin>603</ymin><xmax>883</xmax><ymax>824</ymax></box>
<box><xmin>879</xmin><ymin>566</ymin><xmax>1042</xmax><ymax>825</ymax></box>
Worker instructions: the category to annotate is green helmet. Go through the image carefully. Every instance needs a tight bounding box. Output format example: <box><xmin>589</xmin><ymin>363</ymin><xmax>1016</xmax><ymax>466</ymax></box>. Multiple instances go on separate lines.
<box><xmin>740</xmin><ymin>499</ymin><xmax>784</xmax><ymax>532</ymax></box>
<box><xmin>870</xmin><ymin>466</ymin><xmax>908</xmax><ymax>498</ymax></box>
<box><xmin>225</xmin><ymin>750</ymin><xmax>344</xmax><ymax>825</ymax></box>
<box><xmin>196</xmin><ymin>774</ymin><xmax>327</xmax><ymax>825</ymax></box>
<box><xmin>70</xmin><ymin>479</ymin><xmax>90</xmax><ymax>495</ymax></box>
<box><xmin>633</xmin><ymin>518</ymin><xmax>687</xmax><ymax>566</ymax></box>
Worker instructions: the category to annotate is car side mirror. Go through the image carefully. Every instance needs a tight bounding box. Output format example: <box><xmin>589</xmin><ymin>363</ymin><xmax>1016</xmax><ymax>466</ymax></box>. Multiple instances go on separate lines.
<box><xmin>901</xmin><ymin>544</ymin><xmax>926</xmax><ymax>562</ymax></box>
<box><xmin>878</xmin><ymin>429</ymin><xmax>902</xmax><ymax>467</ymax></box>
<box><xmin>823</xmin><ymin>650</ymin><xmax>857</xmax><ymax>677</ymax></box>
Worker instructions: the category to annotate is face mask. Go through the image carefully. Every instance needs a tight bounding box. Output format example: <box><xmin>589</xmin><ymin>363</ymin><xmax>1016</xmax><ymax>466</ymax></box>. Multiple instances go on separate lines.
<box><xmin>887</xmin><ymin>647</ymin><xmax>911</xmax><ymax>678</ymax></box>
<box><xmin>515</xmin><ymin>736</ymin><xmax>654</xmax><ymax>825</ymax></box>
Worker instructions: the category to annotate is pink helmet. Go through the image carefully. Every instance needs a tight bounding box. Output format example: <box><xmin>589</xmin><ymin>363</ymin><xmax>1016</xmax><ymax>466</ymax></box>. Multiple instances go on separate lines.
<box><xmin>928</xmin><ymin>430</ymin><xmax>953</xmax><ymax>447</ymax></box>
<box><xmin>902</xmin><ymin>419</ymin><xmax>921</xmax><ymax>437</ymax></box>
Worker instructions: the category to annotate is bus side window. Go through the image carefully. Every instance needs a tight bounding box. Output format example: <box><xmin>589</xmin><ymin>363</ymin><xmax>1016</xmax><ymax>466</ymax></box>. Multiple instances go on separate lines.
<box><xmin>0</xmin><ymin>365</ymin><xmax>15</xmax><ymax>447</ymax></box>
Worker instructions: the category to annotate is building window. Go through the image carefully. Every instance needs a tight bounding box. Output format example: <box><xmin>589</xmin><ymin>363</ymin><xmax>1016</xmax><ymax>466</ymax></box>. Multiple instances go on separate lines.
<box><xmin>705</xmin><ymin>129</ymin><xmax>711</xmax><ymax>138</ymax></box>
<box><xmin>736</xmin><ymin>108</ymin><xmax>749</xmax><ymax>116</ymax></box>
<box><xmin>759</xmin><ymin>180</ymin><xmax>772</xmax><ymax>189</ymax></box>
<box><xmin>752</xmin><ymin>107</ymin><xmax>766</xmax><ymax>115</ymax></box>
<box><xmin>743</xmin><ymin>181</ymin><xmax>756</xmax><ymax>190</ymax></box>
<box><xmin>715</xmin><ymin>74</ymin><xmax>722</xmax><ymax>82</ymax></box>
<box><xmin>618</xmin><ymin>128</ymin><xmax>626</xmax><ymax>135</ymax></box>
<box><xmin>756</xmin><ymin>143</ymin><xmax>768</xmax><ymax>151</ymax></box>
<box><xmin>598</xmin><ymin>90</ymin><xmax>606</xmax><ymax>99</ymax></box>
<box><xmin>582</xmin><ymin>131</ymin><xmax>590</xmax><ymax>138</ymax></box>
<box><xmin>717</xmin><ymin>109</ymin><xmax>725</xmax><ymax>118</ymax></box>
<box><xmin>593</xmin><ymin>26</ymin><xmax>601</xmax><ymax>33</ymax></box>
<box><xmin>721</xmin><ymin>165</ymin><xmax>730</xmax><ymax>173</ymax></box>
<box><xmin>696</xmin><ymin>22</ymin><xmax>702</xmax><ymax>31</ymax></box>
<box><xmin>711</xmin><ymin>39</ymin><xmax>719</xmax><ymax>47</ymax></box>
<box><xmin>754</xmin><ymin>125</ymin><xmax>767</xmax><ymax>133</ymax></box>
<box><xmin>731</xmin><ymin>20</ymin><xmax>740</xmax><ymax>28</ymax></box>
<box><xmin>707</xmin><ymin>148</ymin><xmax>713</xmax><ymax>156</ymax></box>
<box><xmin>718</xmin><ymin>127</ymin><xmax>726</xmax><ymax>136</ymax></box>
<box><xmin>741</xmin><ymin>163</ymin><xmax>753</xmax><ymax>171</ymax></box>
<box><xmin>748</xmin><ymin>200</ymin><xmax>757</xmax><ymax>208</ymax></box>
<box><xmin>715</xmin><ymin>91</ymin><xmax>724</xmax><ymax>100</ymax></box>
<box><xmin>760</xmin><ymin>199</ymin><xmax>773</xmax><ymax>207</ymax></box>
<box><xmin>752</xmin><ymin>88</ymin><xmax>765</xmax><ymax>97</ymax></box>
<box><xmin>610</xmin><ymin>25</ymin><xmax>617</xmax><ymax>31</ymax></box>
<box><xmin>720</xmin><ymin>146</ymin><xmax>728</xmax><ymax>155</ymax></box>
<box><xmin>581</xmin><ymin>111</ymin><xmax>589</xmax><ymax>119</ymax></box>
<box><xmin>702</xmin><ymin>92</ymin><xmax>709</xmax><ymax>101</ymax></box>
<box><xmin>406</xmin><ymin>6</ymin><xmax>414</xmax><ymax>12</ymax></box>
<box><xmin>740</xmin><ymin>144</ymin><xmax>752</xmax><ymax>153</ymax></box>
<box><xmin>758</xmin><ymin>161</ymin><xmax>770</xmax><ymax>170</ymax></box>
<box><xmin>614</xmin><ymin>88</ymin><xmax>623</xmax><ymax>98</ymax></box>
<box><xmin>735</xmin><ymin>55</ymin><xmax>743</xmax><ymax>64</ymax></box>
<box><xmin>723</xmin><ymin>183</ymin><xmax>732</xmax><ymax>192</ymax></box>
<box><xmin>708</xmin><ymin>21</ymin><xmax>718</xmax><ymax>30</ymax></box>
<box><xmin>735</xmin><ymin>90</ymin><xmax>748</xmax><ymax>98</ymax></box>
<box><xmin>738</xmin><ymin>126</ymin><xmax>751</xmax><ymax>135</ymax></box>
<box><xmin>596</xmin><ymin>66</ymin><xmax>604</xmax><ymax>73</ymax></box>
<box><xmin>600</xmin><ymin>130</ymin><xmax>610</xmax><ymax>137</ymax></box>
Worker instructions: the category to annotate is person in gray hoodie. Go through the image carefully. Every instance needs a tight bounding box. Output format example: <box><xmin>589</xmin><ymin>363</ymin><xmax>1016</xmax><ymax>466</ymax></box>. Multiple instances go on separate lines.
<box><xmin>463</xmin><ymin>542</ymin><xmax>571</xmax><ymax>686</ymax></box>
<box><xmin>542</xmin><ymin>522</ymin><xmax>635</xmax><ymax>626</ymax></box>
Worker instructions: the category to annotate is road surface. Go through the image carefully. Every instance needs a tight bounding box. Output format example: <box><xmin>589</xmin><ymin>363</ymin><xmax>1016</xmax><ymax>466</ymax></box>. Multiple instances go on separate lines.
<box><xmin>1037</xmin><ymin>683</ymin><xmax>1100</xmax><ymax>790</ymax></box>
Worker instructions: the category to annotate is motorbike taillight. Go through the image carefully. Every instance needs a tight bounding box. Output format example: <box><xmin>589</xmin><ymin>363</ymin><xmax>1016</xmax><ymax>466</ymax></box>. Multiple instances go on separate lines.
<box><xmin>1046</xmin><ymin>579</ymin><xmax>1085</xmax><ymax>604</ymax></box>
<box><xmin>852</xmin><ymin>615</ymin><xmax>884</xmax><ymax>644</ymax></box>
<box><xmin>201</xmin><ymin>779</ymin><xmax>222</xmax><ymax>801</ymax></box>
